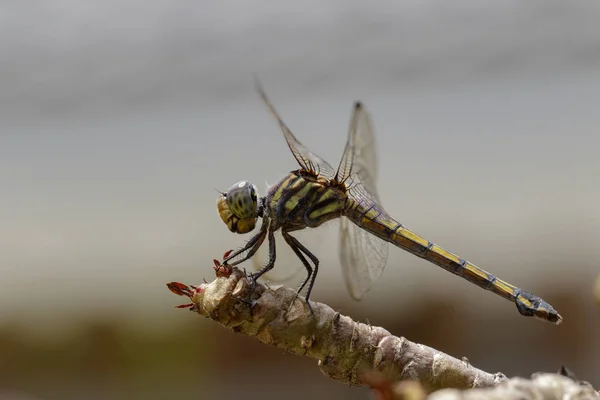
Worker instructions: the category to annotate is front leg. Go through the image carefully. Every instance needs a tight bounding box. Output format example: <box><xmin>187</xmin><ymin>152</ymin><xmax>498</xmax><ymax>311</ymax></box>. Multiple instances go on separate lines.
<box><xmin>222</xmin><ymin>217</ymin><xmax>269</xmax><ymax>267</ymax></box>
<box><xmin>248</xmin><ymin>227</ymin><xmax>277</xmax><ymax>283</ymax></box>
<box><xmin>240</xmin><ymin>227</ymin><xmax>276</xmax><ymax>307</ymax></box>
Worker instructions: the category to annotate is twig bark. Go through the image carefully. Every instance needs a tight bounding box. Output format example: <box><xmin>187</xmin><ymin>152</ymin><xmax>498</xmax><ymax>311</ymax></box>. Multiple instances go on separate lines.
<box><xmin>428</xmin><ymin>373</ymin><xmax>599</xmax><ymax>400</ymax></box>
<box><xmin>167</xmin><ymin>267</ymin><xmax>506</xmax><ymax>393</ymax></box>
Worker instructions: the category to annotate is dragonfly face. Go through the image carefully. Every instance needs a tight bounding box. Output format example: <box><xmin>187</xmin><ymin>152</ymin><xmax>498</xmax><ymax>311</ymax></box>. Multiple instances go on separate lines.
<box><xmin>217</xmin><ymin>180</ymin><xmax>259</xmax><ymax>234</ymax></box>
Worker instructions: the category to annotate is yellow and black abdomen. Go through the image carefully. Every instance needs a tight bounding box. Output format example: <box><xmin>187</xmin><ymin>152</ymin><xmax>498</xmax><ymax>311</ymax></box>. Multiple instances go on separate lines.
<box><xmin>344</xmin><ymin>198</ymin><xmax>562</xmax><ymax>324</ymax></box>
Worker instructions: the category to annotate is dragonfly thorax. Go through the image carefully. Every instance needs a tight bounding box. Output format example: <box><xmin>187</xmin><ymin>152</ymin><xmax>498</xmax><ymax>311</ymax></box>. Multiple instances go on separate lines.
<box><xmin>216</xmin><ymin>180</ymin><xmax>260</xmax><ymax>234</ymax></box>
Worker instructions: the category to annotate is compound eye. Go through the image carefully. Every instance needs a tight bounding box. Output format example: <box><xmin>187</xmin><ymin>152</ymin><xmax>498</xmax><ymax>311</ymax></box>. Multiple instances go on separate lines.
<box><xmin>249</xmin><ymin>184</ymin><xmax>258</xmax><ymax>204</ymax></box>
<box><xmin>226</xmin><ymin>181</ymin><xmax>258</xmax><ymax>219</ymax></box>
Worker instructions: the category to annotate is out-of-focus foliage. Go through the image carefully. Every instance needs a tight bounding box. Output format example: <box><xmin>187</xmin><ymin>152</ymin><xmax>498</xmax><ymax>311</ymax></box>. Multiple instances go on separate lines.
<box><xmin>594</xmin><ymin>275</ymin><xmax>600</xmax><ymax>306</ymax></box>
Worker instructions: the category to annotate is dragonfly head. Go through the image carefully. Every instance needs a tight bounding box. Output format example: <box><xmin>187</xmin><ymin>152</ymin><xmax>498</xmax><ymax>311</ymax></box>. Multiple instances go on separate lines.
<box><xmin>216</xmin><ymin>180</ymin><xmax>259</xmax><ymax>234</ymax></box>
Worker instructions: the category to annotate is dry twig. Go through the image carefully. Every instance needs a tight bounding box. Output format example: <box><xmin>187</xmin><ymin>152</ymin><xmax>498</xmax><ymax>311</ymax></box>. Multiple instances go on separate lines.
<box><xmin>167</xmin><ymin>267</ymin><xmax>505</xmax><ymax>393</ymax></box>
<box><xmin>167</xmin><ymin>267</ymin><xmax>599</xmax><ymax>398</ymax></box>
<box><xmin>428</xmin><ymin>373</ymin><xmax>599</xmax><ymax>400</ymax></box>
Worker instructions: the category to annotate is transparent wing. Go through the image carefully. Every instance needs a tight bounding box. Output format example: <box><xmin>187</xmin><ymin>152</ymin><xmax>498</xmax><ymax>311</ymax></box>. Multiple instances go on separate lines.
<box><xmin>340</xmin><ymin>182</ymin><xmax>390</xmax><ymax>300</ymax></box>
<box><xmin>338</xmin><ymin>103</ymin><xmax>390</xmax><ymax>300</ymax></box>
<box><xmin>335</xmin><ymin>102</ymin><xmax>379</xmax><ymax>199</ymax></box>
<box><xmin>255</xmin><ymin>80</ymin><xmax>336</xmax><ymax>178</ymax></box>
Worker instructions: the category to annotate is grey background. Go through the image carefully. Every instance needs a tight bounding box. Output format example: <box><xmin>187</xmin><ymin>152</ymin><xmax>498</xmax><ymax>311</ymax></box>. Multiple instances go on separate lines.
<box><xmin>0</xmin><ymin>1</ymin><xmax>598</xmax><ymax>398</ymax></box>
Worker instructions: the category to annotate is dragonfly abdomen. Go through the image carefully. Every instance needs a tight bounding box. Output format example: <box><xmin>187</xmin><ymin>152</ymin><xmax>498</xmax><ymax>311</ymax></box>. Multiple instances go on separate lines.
<box><xmin>344</xmin><ymin>199</ymin><xmax>562</xmax><ymax>324</ymax></box>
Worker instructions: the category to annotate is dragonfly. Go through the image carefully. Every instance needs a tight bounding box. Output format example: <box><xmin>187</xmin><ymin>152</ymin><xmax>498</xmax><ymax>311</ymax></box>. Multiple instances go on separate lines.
<box><xmin>215</xmin><ymin>82</ymin><xmax>562</xmax><ymax>325</ymax></box>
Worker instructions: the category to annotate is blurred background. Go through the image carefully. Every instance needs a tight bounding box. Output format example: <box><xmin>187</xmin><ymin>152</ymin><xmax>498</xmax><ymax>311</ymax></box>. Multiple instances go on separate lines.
<box><xmin>1</xmin><ymin>0</ymin><xmax>599</xmax><ymax>398</ymax></box>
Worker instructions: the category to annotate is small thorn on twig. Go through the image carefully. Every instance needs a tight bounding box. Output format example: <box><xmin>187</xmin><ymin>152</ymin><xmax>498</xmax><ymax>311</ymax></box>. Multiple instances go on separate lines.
<box><xmin>223</xmin><ymin>249</ymin><xmax>234</xmax><ymax>259</ymax></box>
<box><xmin>166</xmin><ymin>282</ymin><xmax>193</xmax><ymax>297</ymax></box>
<box><xmin>213</xmin><ymin>261</ymin><xmax>233</xmax><ymax>278</ymax></box>
<box><xmin>166</xmin><ymin>281</ymin><xmax>203</xmax><ymax>310</ymax></box>
<box><xmin>174</xmin><ymin>303</ymin><xmax>194</xmax><ymax>309</ymax></box>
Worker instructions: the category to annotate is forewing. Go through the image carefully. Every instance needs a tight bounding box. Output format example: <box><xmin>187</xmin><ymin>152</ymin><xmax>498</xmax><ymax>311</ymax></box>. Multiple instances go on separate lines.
<box><xmin>351</xmin><ymin>106</ymin><xmax>380</xmax><ymax>201</ymax></box>
<box><xmin>255</xmin><ymin>80</ymin><xmax>335</xmax><ymax>178</ymax></box>
<box><xmin>335</xmin><ymin>103</ymin><xmax>379</xmax><ymax>201</ymax></box>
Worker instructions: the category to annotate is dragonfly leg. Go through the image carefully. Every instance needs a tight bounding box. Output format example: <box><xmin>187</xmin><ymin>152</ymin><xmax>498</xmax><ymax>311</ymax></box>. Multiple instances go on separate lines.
<box><xmin>282</xmin><ymin>231</ymin><xmax>314</xmax><ymax>314</ymax></box>
<box><xmin>222</xmin><ymin>218</ymin><xmax>269</xmax><ymax>267</ymax></box>
<box><xmin>281</xmin><ymin>230</ymin><xmax>319</xmax><ymax>312</ymax></box>
<box><xmin>247</xmin><ymin>228</ymin><xmax>277</xmax><ymax>288</ymax></box>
